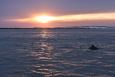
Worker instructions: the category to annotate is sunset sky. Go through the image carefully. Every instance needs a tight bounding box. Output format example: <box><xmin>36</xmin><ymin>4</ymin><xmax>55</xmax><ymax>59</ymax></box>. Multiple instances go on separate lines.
<box><xmin>0</xmin><ymin>0</ymin><xmax>115</xmax><ymax>28</ymax></box>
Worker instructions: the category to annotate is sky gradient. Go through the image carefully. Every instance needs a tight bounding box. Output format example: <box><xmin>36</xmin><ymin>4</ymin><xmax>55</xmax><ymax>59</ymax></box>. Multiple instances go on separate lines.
<box><xmin>0</xmin><ymin>0</ymin><xmax>115</xmax><ymax>28</ymax></box>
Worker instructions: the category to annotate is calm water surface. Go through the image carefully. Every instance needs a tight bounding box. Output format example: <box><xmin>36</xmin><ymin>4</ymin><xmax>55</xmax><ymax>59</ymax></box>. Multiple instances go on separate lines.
<box><xmin>0</xmin><ymin>28</ymin><xmax>115</xmax><ymax>77</ymax></box>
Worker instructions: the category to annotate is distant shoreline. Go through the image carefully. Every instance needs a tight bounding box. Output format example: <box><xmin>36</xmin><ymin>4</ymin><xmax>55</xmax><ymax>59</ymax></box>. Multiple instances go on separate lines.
<box><xmin>0</xmin><ymin>27</ymin><xmax>89</xmax><ymax>29</ymax></box>
<box><xmin>0</xmin><ymin>26</ymin><xmax>113</xmax><ymax>29</ymax></box>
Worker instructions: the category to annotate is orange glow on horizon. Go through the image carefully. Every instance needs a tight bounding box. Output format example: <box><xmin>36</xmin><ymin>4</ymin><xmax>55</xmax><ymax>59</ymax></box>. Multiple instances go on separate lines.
<box><xmin>3</xmin><ymin>12</ymin><xmax>115</xmax><ymax>24</ymax></box>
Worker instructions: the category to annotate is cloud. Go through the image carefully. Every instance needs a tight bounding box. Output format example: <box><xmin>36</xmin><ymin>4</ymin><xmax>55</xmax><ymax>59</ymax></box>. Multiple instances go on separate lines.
<box><xmin>2</xmin><ymin>12</ymin><xmax>115</xmax><ymax>23</ymax></box>
<box><xmin>55</xmin><ymin>12</ymin><xmax>115</xmax><ymax>22</ymax></box>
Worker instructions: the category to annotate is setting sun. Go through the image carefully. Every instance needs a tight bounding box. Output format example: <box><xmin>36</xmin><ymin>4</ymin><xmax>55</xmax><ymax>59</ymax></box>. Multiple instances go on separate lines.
<box><xmin>33</xmin><ymin>15</ymin><xmax>56</xmax><ymax>23</ymax></box>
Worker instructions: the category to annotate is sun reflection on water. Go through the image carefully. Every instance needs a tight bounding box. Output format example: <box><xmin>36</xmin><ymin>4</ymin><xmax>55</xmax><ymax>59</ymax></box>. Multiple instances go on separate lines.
<box><xmin>30</xmin><ymin>29</ymin><xmax>87</xmax><ymax>77</ymax></box>
<box><xmin>40</xmin><ymin>29</ymin><xmax>54</xmax><ymax>39</ymax></box>
<box><xmin>30</xmin><ymin>29</ymin><xmax>56</xmax><ymax>77</ymax></box>
<box><xmin>38</xmin><ymin>42</ymin><xmax>53</xmax><ymax>60</ymax></box>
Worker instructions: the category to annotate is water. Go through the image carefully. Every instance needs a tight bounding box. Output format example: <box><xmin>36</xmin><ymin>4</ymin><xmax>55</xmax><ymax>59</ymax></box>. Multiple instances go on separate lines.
<box><xmin>0</xmin><ymin>28</ymin><xmax>115</xmax><ymax>77</ymax></box>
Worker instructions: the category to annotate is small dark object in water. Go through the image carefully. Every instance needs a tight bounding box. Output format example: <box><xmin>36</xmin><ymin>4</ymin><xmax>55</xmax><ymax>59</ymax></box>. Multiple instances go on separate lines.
<box><xmin>89</xmin><ymin>45</ymin><xmax>99</xmax><ymax>50</ymax></box>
